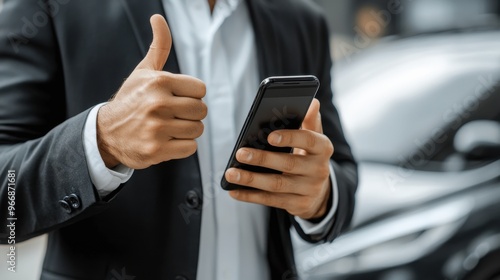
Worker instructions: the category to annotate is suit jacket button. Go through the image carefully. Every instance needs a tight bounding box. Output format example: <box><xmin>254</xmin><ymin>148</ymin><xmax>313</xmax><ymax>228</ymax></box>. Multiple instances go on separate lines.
<box><xmin>175</xmin><ymin>276</ymin><xmax>188</xmax><ymax>280</ymax></box>
<box><xmin>59</xmin><ymin>200</ymin><xmax>72</xmax><ymax>214</ymax></box>
<box><xmin>185</xmin><ymin>190</ymin><xmax>202</xmax><ymax>210</ymax></box>
<box><xmin>66</xmin><ymin>194</ymin><xmax>81</xmax><ymax>209</ymax></box>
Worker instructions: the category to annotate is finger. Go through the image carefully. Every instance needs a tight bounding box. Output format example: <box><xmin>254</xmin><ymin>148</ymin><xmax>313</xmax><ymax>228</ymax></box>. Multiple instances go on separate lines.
<box><xmin>225</xmin><ymin>168</ymin><xmax>307</xmax><ymax>194</ymax></box>
<box><xmin>267</xmin><ymin>129</ymin><xmax>333</xmax><ymax>156</ymax></box>
<box><xmin>161</xmin><ymin>119</ymin><xmax>204</xmax><ymax>139</ymax></box>
<box><xmin>171</xmin><ymin>97</ymin><xmax>208</xmax><ymax>120</ymax></box>
<box><xmin>154</xmin><ymin>96</ymin><xmax>207</xmax><ymax>120</ymax></box>
<box><xmin>152</xmin><ymin>72</ymin><xmax>207</xmax><ymax>99</ymax></box>
<box><xmin>302</xmin><ymin>98</ymin><xmax>322</xmax><ymax>133</ymax></box>
<box><xmin>158</xmin><ymin>139</ymin><xmax>198</xmax><ymax>161</ymax></box>
<box><xmin>234</xmin><ymin>148</ymin><xmax>313</xmax><ymax>176</ymax></box>
<box><xmin>229</xmin><ymin>189</ymin><xmax>299</xmax><ymax>210</ymax></box>
<box><xmin>136</xmin><ymin>14</ymin><xmax>172</xmax><ymax>71</ymax></box>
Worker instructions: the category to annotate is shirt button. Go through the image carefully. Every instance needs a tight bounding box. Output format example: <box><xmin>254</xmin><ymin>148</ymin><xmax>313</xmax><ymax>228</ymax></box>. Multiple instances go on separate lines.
<box><xmin>185</xmin><ymin>190</ymin><xmax>202</xmax><ymax>210</ymax></box>
<box><xmin>59</xmin><ymin>200</ymin><xmax>72</xmax><ymax>214</ymax></box>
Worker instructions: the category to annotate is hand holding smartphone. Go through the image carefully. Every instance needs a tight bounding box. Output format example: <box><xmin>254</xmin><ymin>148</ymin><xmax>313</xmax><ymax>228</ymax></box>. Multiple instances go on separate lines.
<box><xmin>221</xmin><ymin>75</ymin><xmax>320</xmax><ymax>190</ymax></box>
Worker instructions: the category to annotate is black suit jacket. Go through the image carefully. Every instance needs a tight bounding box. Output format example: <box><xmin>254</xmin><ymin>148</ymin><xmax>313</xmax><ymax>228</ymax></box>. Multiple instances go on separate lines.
<box><xmin>0</xmin><ymin>0</ymin><xmax>358</xmax><ymax>279</ymax></box>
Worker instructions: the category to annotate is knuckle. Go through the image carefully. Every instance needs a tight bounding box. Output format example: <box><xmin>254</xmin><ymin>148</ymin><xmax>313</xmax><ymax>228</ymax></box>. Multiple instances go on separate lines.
<box><xmin>147</xmin><ymin>74</ymin><xmax>163</xmax><ymax>90</ymax></box>
<box><xmin>191</xmin><ymin>100</ymin><xmax>208</xmax><ymax>120</ymax></box>
<box><xmin>148</xmin><ymin>118</ymin><xmax>163</xmax><ymax>132</ymax></box>
<box><xmin>195</xmin><ymin>121</ymin><xmax>205</xmax><ymax>137</ymax></box>
<box><xmin>198</xmin><ymin>81</ymin><xmax>207</xmax><ymax>98</ymax></box>
<box><xmin>184</xmin><ymin>100</ymin><xmax>207</xmax><ymax>120</ymax></box>
<box><xmin>140</xmin><ymin>142</ymin><xmax>161</xmax><ymax>158</ymax></box>
<box><xmin>305</xmin><ymin>132</ymin><xmax>317</xmax><ymax>149</ymax></box>
<box><xmin>244</xmin><ymin>171</ymin><xmax>255</xmax><ymax>185</ymax></box>
<box><xmin>148</xmin><ymin>73</ymin><xmax>174</xmax><ymax>95</ymax></box>
<box><xmin>282</xmin><ymin>156</ymin><xmax>296</xmax><ymax>173</ymax></box>
<box><xmin>185</xmin><ymin>76</ymin><xmax>206</xmax><ymax>98</ymax></box>
<box><xmin>258</xmin><ymin>151</ymin><xmax>268</xmax><ymax>166</ymax></box>
<box><xmin>199</xmin><ymin>101</ymin><xmax>208</xmax><ymax>119</ymax></box>
<box><xmin>188</xmin><ymin>121</ymin><xmax>204</xmax><ymax>138</ymax></box>
<box><xmin>143</xmin><ymin>94</ymin><xmax>166</xmax><ymax>114</ymax></box>
<box><xmin>271</xmin><ymin>174</ymin><xmax>286</xmax><ymax>192</ymax></box>
<box><xmin>157</xmin><ymin>72</ymin><xmax>174</xmax><ymax>85</ymax></box>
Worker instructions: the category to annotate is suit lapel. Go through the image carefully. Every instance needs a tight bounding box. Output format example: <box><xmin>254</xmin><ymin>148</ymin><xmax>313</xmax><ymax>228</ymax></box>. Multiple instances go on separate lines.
<box><xmin>245</xmin><ymin>0</ymin><xmax>283</xmax><ymax>79</ymax></box>
<box><xmin>119</xmin><ymin>0</ymin><xmax>180</xmax><ymax>73</ymax></box>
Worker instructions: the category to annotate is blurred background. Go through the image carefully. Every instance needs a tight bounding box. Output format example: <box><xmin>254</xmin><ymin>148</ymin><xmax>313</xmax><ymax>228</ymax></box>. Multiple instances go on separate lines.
<box><xmin>1</xmin><ymin>0</ymin><xmax>500</xmax><ymax>279</ymax></box>
<box><xmin>293</xmin><ymin>1</ymin><xmax>500</xmax><ymax>280</ymax></box>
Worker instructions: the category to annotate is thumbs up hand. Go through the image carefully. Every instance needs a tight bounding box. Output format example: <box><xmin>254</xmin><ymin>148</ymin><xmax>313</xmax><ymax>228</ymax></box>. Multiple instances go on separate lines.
<box><xmin>96</xmin><ymin>15</ymin><xmax>207</xmax><ymax>169</ymax></box>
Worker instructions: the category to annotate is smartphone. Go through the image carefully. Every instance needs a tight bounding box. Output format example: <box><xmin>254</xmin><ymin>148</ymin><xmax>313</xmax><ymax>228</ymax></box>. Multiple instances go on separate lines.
<box><xmin>221</xmin><ymin>75</ymin><xmax>320</xmax><ymax>190</ymax></box>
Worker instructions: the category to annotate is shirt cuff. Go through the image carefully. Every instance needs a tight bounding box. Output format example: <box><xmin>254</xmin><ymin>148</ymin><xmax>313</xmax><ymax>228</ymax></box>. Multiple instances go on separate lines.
<box><xmin>294</xmin><ymin>161</ymin><xmax>339</xmax><ymax>235</ymax></box>
<box><xmin>83</xmin><ymin>103</ymin><xmax>134</xmax><ymax>198</ymax></box>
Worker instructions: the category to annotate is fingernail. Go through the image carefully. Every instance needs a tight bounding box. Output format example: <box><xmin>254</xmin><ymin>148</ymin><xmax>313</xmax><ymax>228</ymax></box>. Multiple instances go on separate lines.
<box><xmin>238</xmin><ymin>149</ymin><xmax>252</xmax><ymax>161</ymax></box>
<box><xmin>227</xmin><ymin>169</ymin><xmax>241</xmax><ymax>182</ymax></box>
<box><xmin>269</xmin><ymin>132</ymin><xmax>282</xmax><ymax>144</ymax></box>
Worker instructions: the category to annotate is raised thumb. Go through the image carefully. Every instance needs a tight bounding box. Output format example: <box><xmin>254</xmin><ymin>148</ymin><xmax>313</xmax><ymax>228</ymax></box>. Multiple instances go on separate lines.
<box><xmin>302</xmin><ymin>98</ymin><xmax>323</xmax><ymax>133</ymax></box>
<box><xmin>136</xmin><ymin>14</ymin><xmax>172</xmax><ymax>71</ymax></box>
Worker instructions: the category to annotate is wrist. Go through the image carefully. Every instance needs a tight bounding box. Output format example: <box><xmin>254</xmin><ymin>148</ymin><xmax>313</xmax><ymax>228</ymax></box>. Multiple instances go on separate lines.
<box><xmin>96</xmin><ymin>105</ymin><xmax>120</xmax><ymax>168</ymax></box>
<box><xmin>308</xmin><ymin>180</ymin><xmax>332</xmax><ymax>222</ymax></box>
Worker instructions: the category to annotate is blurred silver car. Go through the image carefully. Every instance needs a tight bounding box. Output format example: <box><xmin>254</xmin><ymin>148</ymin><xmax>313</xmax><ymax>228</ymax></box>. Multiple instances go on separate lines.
<box><xmin>293</xmin><ymin>29</ymin><xmax>500</xmax><ymax>280</ymax></box>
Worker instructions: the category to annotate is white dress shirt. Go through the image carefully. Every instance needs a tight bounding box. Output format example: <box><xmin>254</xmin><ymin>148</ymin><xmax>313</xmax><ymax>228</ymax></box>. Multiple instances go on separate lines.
<box><xmin>82</xmin><ymin>0</ymin><xmax>338</xmax><ymax>279</ymax></box>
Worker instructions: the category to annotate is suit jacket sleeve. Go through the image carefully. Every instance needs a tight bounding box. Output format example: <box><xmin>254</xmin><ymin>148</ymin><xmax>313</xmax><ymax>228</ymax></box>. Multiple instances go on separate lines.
<box><xmin>290</xmin><ymin>4</ymin><xmax>358</xmax><ymax>243</ymax></box>
<box><xmin>0</xmin><ymin>0</ymin><xmax>107</xmax><ymax>243</ymax></box>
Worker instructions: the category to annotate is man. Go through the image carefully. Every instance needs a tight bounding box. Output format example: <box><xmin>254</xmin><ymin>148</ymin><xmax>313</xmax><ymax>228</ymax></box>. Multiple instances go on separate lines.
<box><xmin>0</xmin><ymin>0</ymin><xmax>357</xmax><ymax>279</ymax></box>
